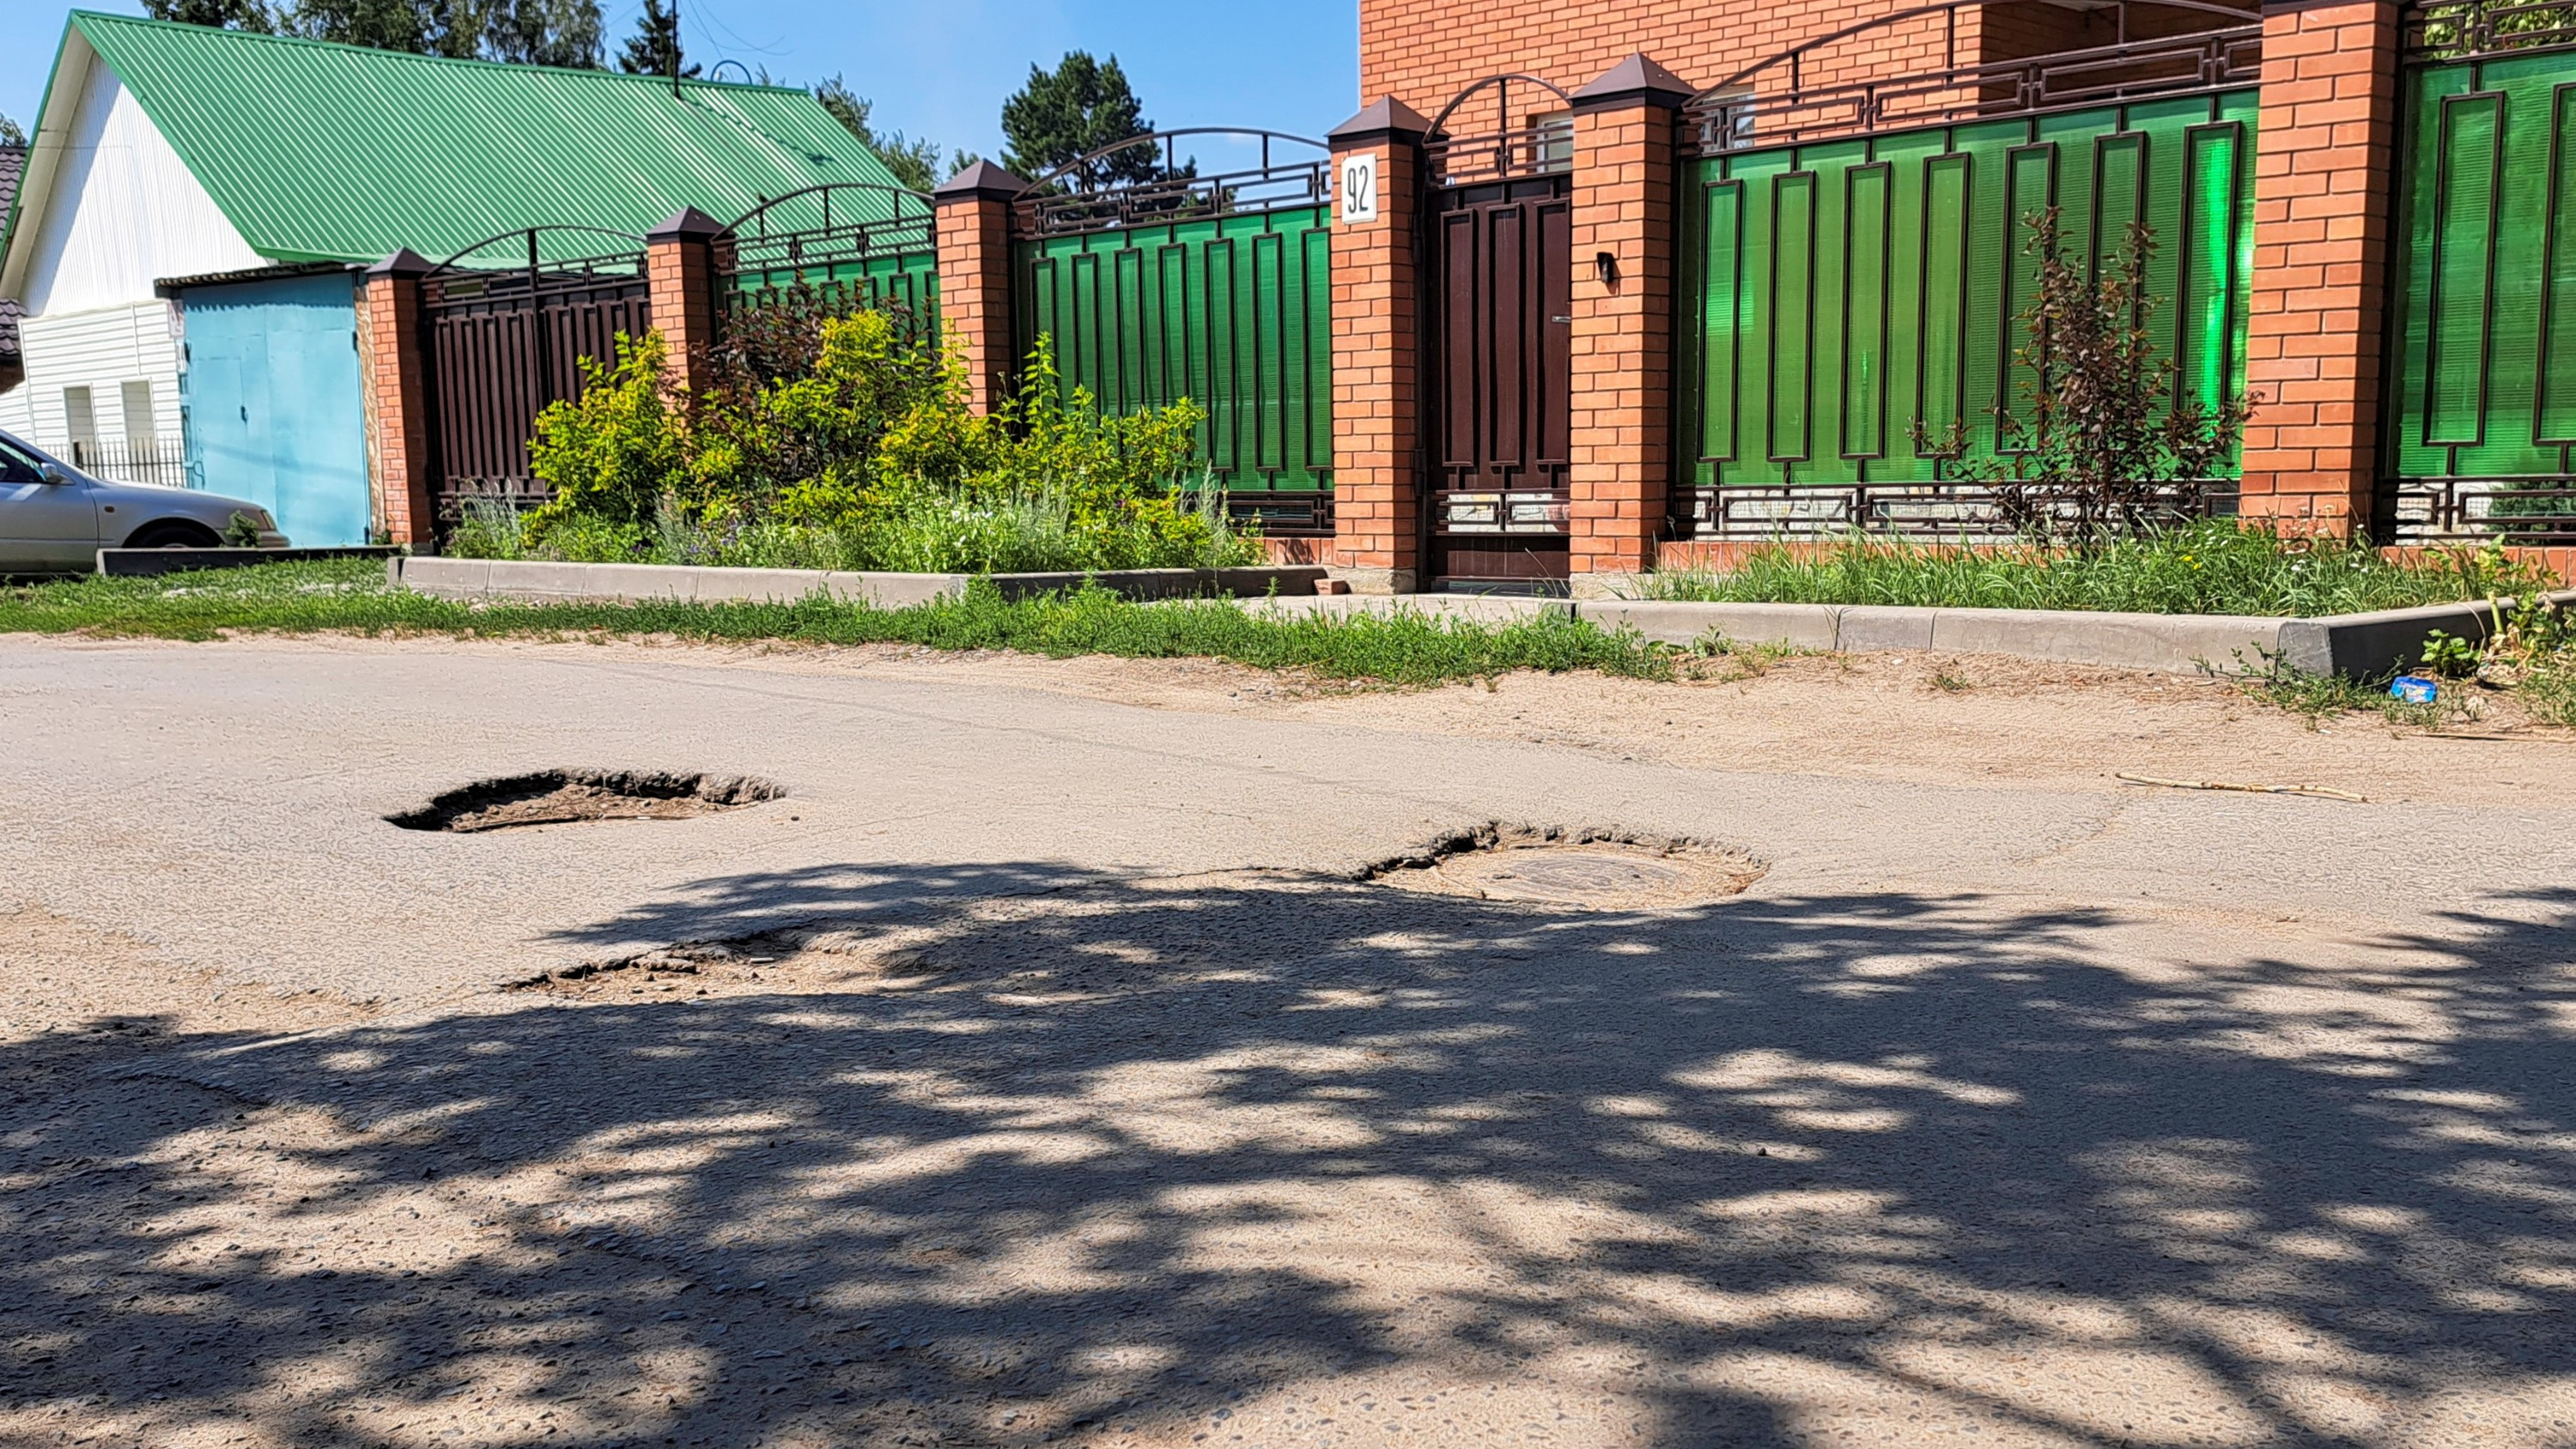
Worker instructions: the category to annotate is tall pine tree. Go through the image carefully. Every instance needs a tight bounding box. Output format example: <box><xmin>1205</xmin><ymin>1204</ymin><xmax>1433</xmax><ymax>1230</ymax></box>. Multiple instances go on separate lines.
<box><xmin>143</xmin><ymin>0</ymin><xmax>605</xmax><ymax>65</ymax></box>
<box><xmin>999</xmin><ymin>52</ymin><xmax>1170</xmax><ymax>186</ymax></box>
<box><xmin>616</xmin><ymin>0</ymin><xmax>697</xmax><ymax>79</ymax></box>
<box><xmin>813</xmin><ymin>76</ymin><xmax>971</xmax><ymax>192</ymax></box>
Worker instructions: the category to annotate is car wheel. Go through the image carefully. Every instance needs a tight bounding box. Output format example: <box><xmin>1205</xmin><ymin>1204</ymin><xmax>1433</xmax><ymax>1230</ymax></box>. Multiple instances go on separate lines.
<box><xmin>123</xmin><ymin>521</ymin><xmax>223</xmax><ymax>549</ymax></box>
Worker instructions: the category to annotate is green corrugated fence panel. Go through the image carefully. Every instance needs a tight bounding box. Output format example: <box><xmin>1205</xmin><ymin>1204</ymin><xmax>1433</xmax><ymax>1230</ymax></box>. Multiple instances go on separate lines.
<box><xmin>1012</xmin><ymin>205</ymin><xmax>1334</xmax><ymax>493</ymax></box>
<box><xmin>727</xmin><ymin>251</ymin><xmax>939</xmax><ymax>342</ymax></box>
<box><xmin>2387</xmin><ymin>53</ymin><xmax>2576</xmax><ymax>476</ymax></box>
<box><xmin>2548</xmin><ymin>86</ymin><xmax>2576</xmax><ymax>443</ymax></box>
<box><xmin>1679</xmin><ymin>91</ymin><xmax>2260</xmax><ymax>488</ymax></box>
<box><xmin>1844</xmin><ymin>161</ymin><xmax>1891</xmax><ymax>459</ymax></box>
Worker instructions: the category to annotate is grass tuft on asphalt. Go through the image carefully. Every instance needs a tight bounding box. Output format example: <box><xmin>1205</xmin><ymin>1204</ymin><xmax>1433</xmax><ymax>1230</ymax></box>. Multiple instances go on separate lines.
<box><xmin>0</xmin><ymin>560</ymin><xmax>1676</xmax><ymax>687</ymax></box>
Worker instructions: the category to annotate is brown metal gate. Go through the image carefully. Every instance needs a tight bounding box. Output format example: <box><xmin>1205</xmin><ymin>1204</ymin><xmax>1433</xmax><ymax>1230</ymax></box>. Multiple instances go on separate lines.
<box><xmin>421</xmin><ymin>228</ymin><xmax>651</xmax><ymax>530</ymax></box>
<box><xmin>1423</xmin><ymin>79</ymin><xmax>1575</xmax><ymax>591</ymax></box>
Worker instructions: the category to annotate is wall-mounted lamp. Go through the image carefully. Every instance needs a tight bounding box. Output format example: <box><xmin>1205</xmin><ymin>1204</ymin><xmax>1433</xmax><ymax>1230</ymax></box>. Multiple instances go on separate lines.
<box><xmin>1594</xmin><ymin>251</ymin><xmax>1619</xmax><ymax>291</ymax></box>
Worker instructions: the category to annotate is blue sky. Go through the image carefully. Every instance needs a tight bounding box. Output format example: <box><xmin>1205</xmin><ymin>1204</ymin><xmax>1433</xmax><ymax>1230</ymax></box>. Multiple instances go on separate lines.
<box><xmin>1</xmin><ymin>0</ymin><xmax>1360</xmax><ymax>174</ymax></box>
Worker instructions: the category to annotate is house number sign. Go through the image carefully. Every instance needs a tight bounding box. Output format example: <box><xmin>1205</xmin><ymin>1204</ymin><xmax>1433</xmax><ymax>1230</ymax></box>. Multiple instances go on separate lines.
<box><xmin>1340</xmin><ymin>154</ymin><xmax>1378</xmax><ymax>225</ymax></box>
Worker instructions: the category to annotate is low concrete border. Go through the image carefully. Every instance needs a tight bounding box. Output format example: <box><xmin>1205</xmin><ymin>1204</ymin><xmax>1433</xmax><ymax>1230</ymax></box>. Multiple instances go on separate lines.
<box><xmin>394</xmin><ymin>556</ymin><xmax>1327</xmax><ymax>607</ymax></box>
<box><xmin>1582</xmin><ymin>590</ymin><xmax>2576</xmax><ymax>677</ymax></box>
<box><xmin>2276</xmin><ymin>591</ymin><xmax>2576</xmax><ymax>678</ymax></box>
<box><xmin>100</xmin><ymin>545</ymin><xmax>404</xmax><ymax>578</ymax></box>
<box><xmin>1576</xmin><ymin>599</ymin><xmax>2283</xmax><ymax>674</ymax></box>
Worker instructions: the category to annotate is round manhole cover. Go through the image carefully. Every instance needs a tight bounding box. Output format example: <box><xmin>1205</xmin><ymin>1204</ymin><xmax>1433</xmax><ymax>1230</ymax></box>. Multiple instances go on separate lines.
<box><xmin>1363</xmin><ymin>825</ymin><xmax>1764</xmax><ymax>909</ymax></box>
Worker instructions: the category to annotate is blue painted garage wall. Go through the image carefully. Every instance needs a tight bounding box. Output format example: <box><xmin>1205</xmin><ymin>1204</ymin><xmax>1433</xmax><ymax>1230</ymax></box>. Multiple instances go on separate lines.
<box><xmin>179</xmin><ymin>273</ymin><xmax>369</xmax><ymax>547</ymax></box>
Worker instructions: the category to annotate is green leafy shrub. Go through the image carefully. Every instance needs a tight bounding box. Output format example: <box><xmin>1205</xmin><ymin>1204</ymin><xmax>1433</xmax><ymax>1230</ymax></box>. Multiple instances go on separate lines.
<box><xmin>523</xmin><ymin>332</ymin><xmax>689</xmax><ymax>543</ymax></box>
<box><xmin>513</xmin><ymin>310</ymin><xmax>1257</xmax><ymax>573</ymax></box>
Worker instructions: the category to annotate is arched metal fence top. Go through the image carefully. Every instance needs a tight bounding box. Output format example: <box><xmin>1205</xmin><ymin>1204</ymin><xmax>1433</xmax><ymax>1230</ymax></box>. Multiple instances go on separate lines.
<box><xmin>1021</xmin><ymin>127</ymin><xmax>1329</xmax><ymax>196</ymax></box>
<box><xmin>718</xmin><ymin>182</ymin><xmax>936</xmax><ymax>241</ymax></box>
<box><xmin>425</xmin><ymin>225</ymin><xmax>651</xmax><ymax>278</ymax></box>
<box><xmin>1014</xmin><ymin>128</ymin><xmax>1334</xmax><ymax>239</ymax></box>
<box><xmin>1426</xmin><ymin>74</ymin><xmax>1575</xmax><ymax>138</ymax></box>
<box><xmin>1684</xmin><ymin>0</ymin><xmax>2263</xmax><ymax>151</ymax></box>
<box><xmin>1423</xmin><ymin>75</ymin><xmax>1577</xmax><ymax>188</ymax></box>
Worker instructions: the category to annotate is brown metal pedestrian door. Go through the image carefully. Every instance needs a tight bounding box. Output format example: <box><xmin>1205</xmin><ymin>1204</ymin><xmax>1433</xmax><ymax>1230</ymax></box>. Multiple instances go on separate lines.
<box><xmin>1428</xmin><ymin>176</ymin><xmax>1572</xmax><ymax>591</ymax></box>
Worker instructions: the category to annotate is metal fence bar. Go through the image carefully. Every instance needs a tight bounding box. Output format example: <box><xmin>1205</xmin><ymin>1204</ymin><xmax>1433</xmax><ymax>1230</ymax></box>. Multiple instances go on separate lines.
<box><xmin>1012</xmin><ymin>130</ymin><xmax>1334</xmax><ymax>240</ymax></box>
<box><xmin>68</xmin><ymin>436</ymin><xmax>191</xmax><ymax>490</ymax></box>
<box><xmin>1009</xmin><ymin>130</ymin><xmax>1336</xmax><ymax>522</ymax></box>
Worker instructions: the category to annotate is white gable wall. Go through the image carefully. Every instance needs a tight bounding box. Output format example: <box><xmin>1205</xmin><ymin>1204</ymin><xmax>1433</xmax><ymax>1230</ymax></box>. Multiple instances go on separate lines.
<box><xmin>0</xmin><ymin>303</ymin><xmax>185</xmax><ymax>458</ymax></box>
<box><xmin>18</xmin><ymin>56</ymin><xmax>267</xmax><ymax>318</ymax></box>
<box><xmin>0</xmin><ymin>50</ymin><xmax>264</xmax><ymax>469</ymax></box>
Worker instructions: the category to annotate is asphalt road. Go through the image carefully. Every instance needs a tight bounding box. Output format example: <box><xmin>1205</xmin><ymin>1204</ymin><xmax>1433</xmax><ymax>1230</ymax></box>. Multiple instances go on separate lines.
<box><xmin>2</xmin><ymin>635</ymin><xmax>2571</xmax><ymax>1448</ymax></box>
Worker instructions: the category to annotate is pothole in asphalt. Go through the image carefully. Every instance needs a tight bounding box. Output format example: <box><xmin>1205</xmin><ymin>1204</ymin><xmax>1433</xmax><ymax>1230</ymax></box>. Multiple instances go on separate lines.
<box><xmin>387</xmin><ymin>770</ymin><xmax>784</xmax><ymax>833</ymax></box>
<box><xmin>1360</xmin><ymin>824</ymin><xmax>1765</xmax><ymax>908</ymax></box>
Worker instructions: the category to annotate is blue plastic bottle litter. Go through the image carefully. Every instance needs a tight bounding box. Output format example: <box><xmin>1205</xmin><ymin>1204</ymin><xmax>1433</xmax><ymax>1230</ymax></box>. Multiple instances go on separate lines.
<box><xmin>2391</xmin><ymin>676</ymin><xmax>2439</xmax><ymax>703</ymax></box>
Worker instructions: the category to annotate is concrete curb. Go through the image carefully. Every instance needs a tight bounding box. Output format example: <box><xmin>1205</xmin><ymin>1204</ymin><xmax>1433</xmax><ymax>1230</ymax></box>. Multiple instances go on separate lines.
<box><xmin>2275</xmin><ymin>590</ymin><xmax>2576</xmax><ymax>679</ymax></box>
<box><xmin>391</xmin><ymin>558</ymin><xmax>2576</xmax><ymax>681</ymax></box>
<box><xmin>100</xmin><ymin>545</ymin><xmax>403</xmax><ymax>578</ymax></box>
<box><xmin>1576</xmin><ymin>598</ymin><xmax>2283</xmax><ymax>674</ymax></box>
<box><xmin>394</xmin><ymin>557</ymin><xmax>1328</xmax><ymax>606</ymax></box>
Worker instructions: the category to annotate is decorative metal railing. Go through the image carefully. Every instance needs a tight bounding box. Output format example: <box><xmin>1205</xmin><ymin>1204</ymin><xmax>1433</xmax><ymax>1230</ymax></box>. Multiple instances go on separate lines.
<box><xmin>1674</xmin><ymin>88</ymin><xmax>2259</xmax><ymax>495</ymax></box>
<box><xmin>2381</xmin><ymin>480</ymin><xmax>2576</xmax><ymax>545</ymax></box>
<box><xmin>68</xmin><ymin>435</ymin><xmax>191</xmax><ymax>491</ymax></box>
<box><xmin>1673</xmin><ymin>479</ymin><xmax>2237</xmax><ymax>541</ymax></box>
<box><xmin>1423</xmin><ymin>75</ymin><xmax>1575</xmax><ymax>188</ymax></box>
<box><xmin>420</xmin><ymin>227</ymin><xmax>648</xmax><ymax>310</ymax></box>
<box><xmin>714</xmin><ymin>184</ymin><xmax>939</xmax><ymax>343</ymax></box>
<box><xmin>2404</xmin><ymin>0</ymin><xmax>2576</xmax><ymax>60</ymax></box>
<box><xmin>1680</xmin><ymin>0</ymin><xmax>2262</xmax><ymax>152</ymax></box>
<box><xmin>1013</xmin><ymin>130</ymin><xmax>1334</xmax><ymax>239</ymax></box>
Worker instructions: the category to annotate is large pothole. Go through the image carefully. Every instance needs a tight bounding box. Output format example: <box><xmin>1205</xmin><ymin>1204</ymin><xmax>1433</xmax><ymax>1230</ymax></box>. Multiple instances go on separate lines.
<box><xmin>1361</xmin><ymin>824</ymin><xmax>1765</xmax><ymax>908</ymax></box>
<box><xmin>387</xmin><ymin>770</ymin><xmax>783</xmax><ymax>833</ymax></box>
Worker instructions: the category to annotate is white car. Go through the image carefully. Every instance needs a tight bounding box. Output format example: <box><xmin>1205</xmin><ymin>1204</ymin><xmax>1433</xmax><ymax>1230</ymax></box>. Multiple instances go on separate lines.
<box><xmin>0</xmin><ymin>427</ymin><xmax>290</xmax><ymax>573</ymax></box>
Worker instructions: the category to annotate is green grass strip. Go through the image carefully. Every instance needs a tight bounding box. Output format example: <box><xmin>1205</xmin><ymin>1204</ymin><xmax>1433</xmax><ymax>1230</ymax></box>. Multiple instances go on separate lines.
<box><xmin>0</xmin><ymin>561</ymin><xmax>1674</xmax><ymax>687</ymax></box>
<box><xmin>1648</xmin><ymin>519</ymin><xmax>2536</xmax><ymax>617</ymax></box>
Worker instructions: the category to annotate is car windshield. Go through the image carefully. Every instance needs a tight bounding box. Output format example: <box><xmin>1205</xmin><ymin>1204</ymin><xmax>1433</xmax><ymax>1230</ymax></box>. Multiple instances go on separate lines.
<box><xmin>0</xmin><ymin>434</ymin><xmax>51</xmax><ymax>485</ymax></box>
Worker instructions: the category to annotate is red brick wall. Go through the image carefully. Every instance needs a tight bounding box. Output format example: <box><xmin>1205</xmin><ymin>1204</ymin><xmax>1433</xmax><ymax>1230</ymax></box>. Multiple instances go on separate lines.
<box><xmin>1358</xmin><ymin>0</ymin><xmax>2180</xmax><ymax>119</ymax></box>
<box><xmin>1565</xmin><ymin>98</ymin><xmax>1678</xmax><ymax>579</ymax></box>
<box><xmin>2238</xmin><ymin>0</ymin><xmax>2401</xmax><ymax>535</ymax></box>
<box><xmin>933</xmin><ymin>192</ymin><xmax>1018</xmax><ymax>415</ymax></box>
<box><xmin>358</xmin><ymin>267</ymin><xmax>434</xmax><ymax>547</ymax></box>
<box><xmin>1327</xmin><ymin>138</ymin><xmax>1424</xmax><ymax>589</ymax></box>
<box><xmin>643</xmin><ymin>233</ymin><xmax>716</xmax><ymax>398</ymax></box>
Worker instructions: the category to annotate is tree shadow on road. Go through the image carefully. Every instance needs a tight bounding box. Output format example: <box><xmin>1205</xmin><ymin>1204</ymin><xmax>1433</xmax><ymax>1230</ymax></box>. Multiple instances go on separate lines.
<box><xmin>5</xmin><ymin>868</ymin><xmax>2572</xmax><ymax>1446</ymax></box>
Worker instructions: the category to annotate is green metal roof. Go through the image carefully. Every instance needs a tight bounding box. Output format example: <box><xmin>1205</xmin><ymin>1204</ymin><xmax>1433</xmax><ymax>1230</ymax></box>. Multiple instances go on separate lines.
<box><xmin>18</xmin><ymin>11</ymin><xmax>910</xmax><ymax>268</ymax></box>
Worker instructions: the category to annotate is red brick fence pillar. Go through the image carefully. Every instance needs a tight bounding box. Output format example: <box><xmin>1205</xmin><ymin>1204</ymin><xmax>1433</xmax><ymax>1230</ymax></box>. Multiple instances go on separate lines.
<box><xmin>360</xmin><ymin>248</ymin><xmax>436</xmax><ymax>547</ymax></box>
<box><xmin>2237</xmin><ymin>0</ymin><xmax>2405</xmax><ymax>536</ymax></box>
<box><xmin>1326</xmin><ymin>98</ymin><xmax>1431</xmax><ymax>594</ymax></box>
<box><xmin>1565</xmin><ymin>53</ymin><xmax>1694</xmax><ymax>593</ymax></box>
<box><xmin>933</xmin><ymin>161</ymin><xmax>1031</xmax><ymax>416</ymax></box>
<box><xmin>644</xmin><ymin>207</ymin><xmax>725</xmax><ymax>399</ymax></box>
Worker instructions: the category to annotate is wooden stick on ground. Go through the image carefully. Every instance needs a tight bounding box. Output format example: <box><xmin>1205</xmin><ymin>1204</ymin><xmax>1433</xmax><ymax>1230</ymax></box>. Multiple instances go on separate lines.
<box><xmin>2114</xmin><ymin>773</ymin><xmax>2369</xmax><ymax>803</ymax></box>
